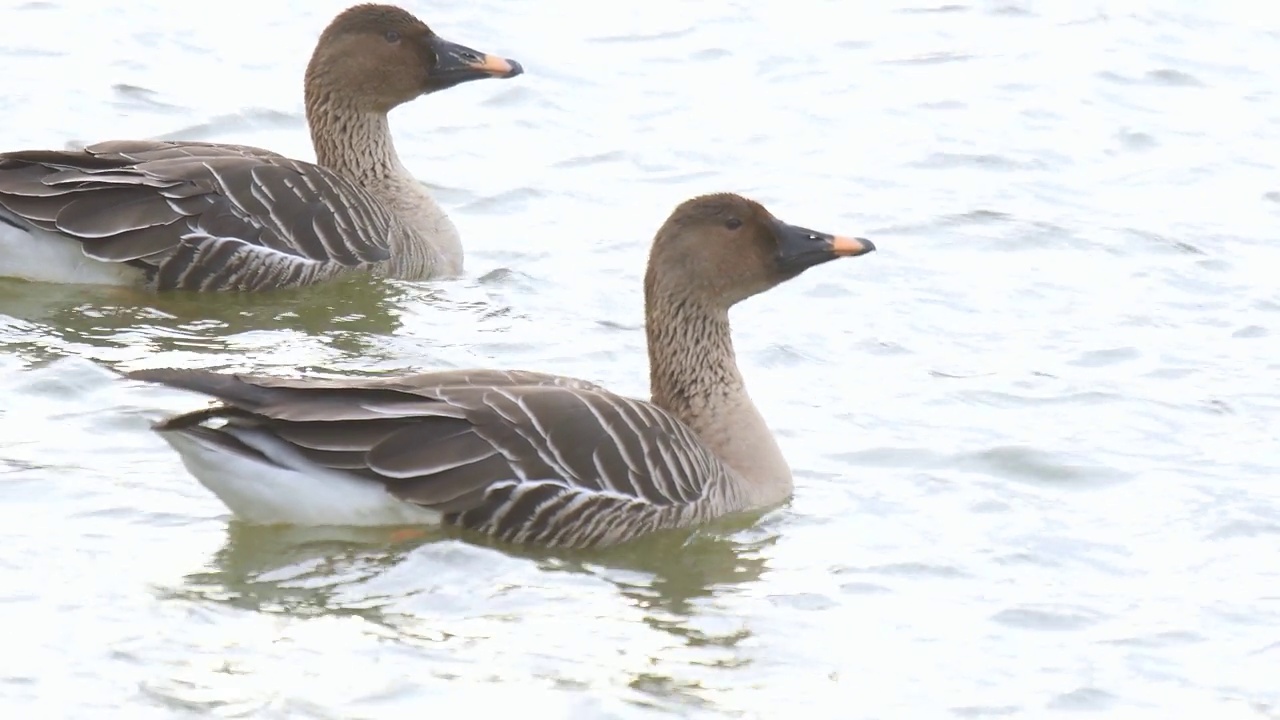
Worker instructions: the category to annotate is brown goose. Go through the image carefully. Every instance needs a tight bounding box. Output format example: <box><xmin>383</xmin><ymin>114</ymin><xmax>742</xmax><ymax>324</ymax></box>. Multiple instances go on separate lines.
<box><xmin>125</xmin><ymin>193</ymin><xmax>876</xmax><ymax>548</ymax></box>
<box><xmin>0</xmin><ymin>4</ymin><xmax>522</xmax><ymax>292</ymax></box>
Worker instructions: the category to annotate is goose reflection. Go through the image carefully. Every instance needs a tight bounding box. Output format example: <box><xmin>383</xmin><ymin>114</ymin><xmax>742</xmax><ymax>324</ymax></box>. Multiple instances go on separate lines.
<box><xmin>160</xmin><ymin>514</ymin><xmax>777</xmax><ymax>711</ymax></box>
<box><xmin>0</xmin><ymin>274</ymin><xmax>523</xmax><ymax>369</ymax></box>
<box><xmin>168</xmin><ymin>513</ymin><xmax>773</xmax><ymax>631</ymax></box>
<box><xmin>0</xmin><ymin>273</ymin><xmax>406</xmax><ymax>343</ymax></box>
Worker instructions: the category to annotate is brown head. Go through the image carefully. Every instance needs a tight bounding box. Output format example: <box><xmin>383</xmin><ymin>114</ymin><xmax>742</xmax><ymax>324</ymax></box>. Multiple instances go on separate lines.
<box><xmin>644</xmin><ymin>193</ymin><xmax>875</xmax><ymax>310</ymax></box>
<box><xmin>304</xmin><ymin>4</ymin><xmax>523</xmax><ymax>114</ymax></box>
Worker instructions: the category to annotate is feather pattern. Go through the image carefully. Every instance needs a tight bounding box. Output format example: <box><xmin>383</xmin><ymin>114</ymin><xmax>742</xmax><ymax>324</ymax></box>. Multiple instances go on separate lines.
<box><xmin>129</xmin><ymin>367</ymin><xmax>748</xmax><ymax>549</ymax></box>
<box><xmin>0</xmin><ymin>141</ymin><xmax>406</xmax><ymax>291</ymax></box>
<box><xmin>0</xmin><ymin>4</ymin><xmax>527</xmax><ymax>291</ymax></box>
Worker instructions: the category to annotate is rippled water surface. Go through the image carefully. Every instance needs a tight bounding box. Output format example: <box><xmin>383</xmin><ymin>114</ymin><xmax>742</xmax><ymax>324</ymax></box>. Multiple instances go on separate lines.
<box><xmin>2</xmin><ymin>0</ymin><xmax>1279</xmax><ymax>717</ymax></box>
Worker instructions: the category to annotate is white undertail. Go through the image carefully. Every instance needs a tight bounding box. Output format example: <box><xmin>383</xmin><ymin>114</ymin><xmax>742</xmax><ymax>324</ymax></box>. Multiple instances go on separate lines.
<box><xmin>161</xmin><ymin>428</ymin><xmax>442</xmax><ymax>526</ymax></box>
<box><xmin>0</xmin><ymin>218</ymin><xmax>139</xmax><ymax>286</ymax></box>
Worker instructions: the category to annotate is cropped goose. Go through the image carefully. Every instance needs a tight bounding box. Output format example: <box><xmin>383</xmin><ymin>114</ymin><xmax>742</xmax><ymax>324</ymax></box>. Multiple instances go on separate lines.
<box><xmin>0</xmin><ymin>4</ymin><xmax>522</xmax><ymax>292</ymax></box>
<box><xmin>126</xmin><ymin>193</ymin><xmax>876</xmax><ymax>548</ymax></box>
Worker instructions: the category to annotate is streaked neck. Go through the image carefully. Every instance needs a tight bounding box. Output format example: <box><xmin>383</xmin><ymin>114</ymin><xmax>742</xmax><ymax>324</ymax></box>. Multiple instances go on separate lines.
<box><xmin>646</xmin><ymin>292</ymin><xmax>793</xmax><ymax>504</ymax></box>
<box><xmin>304</xmin><ymin>94</ymin><xmax>462</xmax><ymax>276</ymax></box>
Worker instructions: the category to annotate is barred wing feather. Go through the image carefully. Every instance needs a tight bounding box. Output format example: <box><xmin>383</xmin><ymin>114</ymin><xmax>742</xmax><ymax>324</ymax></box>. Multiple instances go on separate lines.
<box><xmin>0</xmin><ymin>140</ymin><xmax>399</xmax><ymax>291</ymax></box>
<box><xmin>129</xmin><ymin>368</ymin><xmax>737</xmax><ymax>547</ymax></box>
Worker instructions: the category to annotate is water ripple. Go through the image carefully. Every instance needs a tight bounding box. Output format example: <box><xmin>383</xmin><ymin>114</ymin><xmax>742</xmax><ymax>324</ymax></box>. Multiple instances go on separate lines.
<box><xmin>0</xmin><ymin>0</ymin><xmax>1278</xmax><ymax>717</ymax></box>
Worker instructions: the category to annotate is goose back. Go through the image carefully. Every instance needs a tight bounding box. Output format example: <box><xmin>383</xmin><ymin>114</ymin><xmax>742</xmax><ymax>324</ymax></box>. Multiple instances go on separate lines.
<box><xmin>0</xmin><ymin>140</ymin><xmax>407</xmax><ymax>291</ymax></box>
<box><xmin>130</xmin><ymin>367</ymin><xmax>747</xmax><ymax>548</ymax></box>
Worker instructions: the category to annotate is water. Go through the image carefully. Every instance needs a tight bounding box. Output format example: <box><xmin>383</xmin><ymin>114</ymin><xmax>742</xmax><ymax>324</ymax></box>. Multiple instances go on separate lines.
<box><xmin>1</xmin><ymin>0</ymin><xmax>1278</xmax><ymax>716</ymax></box>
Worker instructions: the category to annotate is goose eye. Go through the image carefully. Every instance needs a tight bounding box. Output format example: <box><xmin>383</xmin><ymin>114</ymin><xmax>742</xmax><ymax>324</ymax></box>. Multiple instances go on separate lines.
<box><xmin>724</xmin><ymin>218</ymin><xmax>742</xmax><ymax>230</ymax></box>
<box><xmin>384</xmin><ymin>30</ymin><xmax>401</xmax><ymax>44</ymax></box>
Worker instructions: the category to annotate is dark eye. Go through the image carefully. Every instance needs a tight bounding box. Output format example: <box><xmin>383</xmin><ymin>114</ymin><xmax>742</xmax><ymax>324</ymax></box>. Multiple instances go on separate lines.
<box><xmin>724</xmin><ymin>218</ymin><xmax>742</xmax><ymax>230</ymax></box>
<box><xmin>384</xmin><ymin>30</ymin><xmax>401</xmax><ymax>44</ymax></box>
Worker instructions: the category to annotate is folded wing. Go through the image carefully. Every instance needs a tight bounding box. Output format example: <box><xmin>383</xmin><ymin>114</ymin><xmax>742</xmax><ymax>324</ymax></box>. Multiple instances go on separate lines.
<box><xmin>129</xmin><ymin>367</ymin><xmax>735</xmax><ymax>547</ymax></box>
<box><xmin>0</xmin><ymin>140</ymin><xmax>399</xmax><ymax>291</ymax></box>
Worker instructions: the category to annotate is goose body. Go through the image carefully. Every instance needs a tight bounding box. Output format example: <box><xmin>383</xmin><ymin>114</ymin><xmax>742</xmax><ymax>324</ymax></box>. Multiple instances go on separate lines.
<box><xmin>132</xmin><ymin>369</ymin><xmax>744</xmax><ymax>545</ymax></box>
<box><xmin>0</xmin><ymin>4</ymin><xmax>523</xmax><ymax>292</ymax></box>
<box><xmin>127</xmin><ymin>194</ymin><xmax>877</xmax><ymax>548</ymax></box>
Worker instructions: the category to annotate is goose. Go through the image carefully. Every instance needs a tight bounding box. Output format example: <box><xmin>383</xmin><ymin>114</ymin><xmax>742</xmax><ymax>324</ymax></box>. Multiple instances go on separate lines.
<box><xmin>0</xmin><ymin>3</ymin><xmax>523</xmax><ymax>292</ymax></box>
<box><xmin>125</xmin><ymin>193</ymin><xmax>876</xmax><ymax>548</ymax></box>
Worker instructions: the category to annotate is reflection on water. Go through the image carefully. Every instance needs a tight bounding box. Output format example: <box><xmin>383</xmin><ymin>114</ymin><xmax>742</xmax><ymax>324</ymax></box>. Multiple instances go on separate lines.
<box><xmin>174</xmin><ymin>514</ymin><xmax>772</xmax><ymax>630</ymax></box>
<box><xmin>162</xmin><ymin>517</ymin><xmax>775</xmax><ymax>713</ymax></box>
<box><xmin>0</xmin><ymin>272</ymin><xmax>541</xmax><ymax>375</ymax></box>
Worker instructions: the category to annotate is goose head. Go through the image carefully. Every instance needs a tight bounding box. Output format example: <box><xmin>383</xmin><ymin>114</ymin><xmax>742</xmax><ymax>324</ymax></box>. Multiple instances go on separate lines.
<box><xmin>305</xmin><ymin>3</ymin><xmax>524</xmax><ymax>114</ymax></box>
<box><xmin>645</xmin><ymin>193</ymin><xmax>875</xmax><ymax>309</ymax></box>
